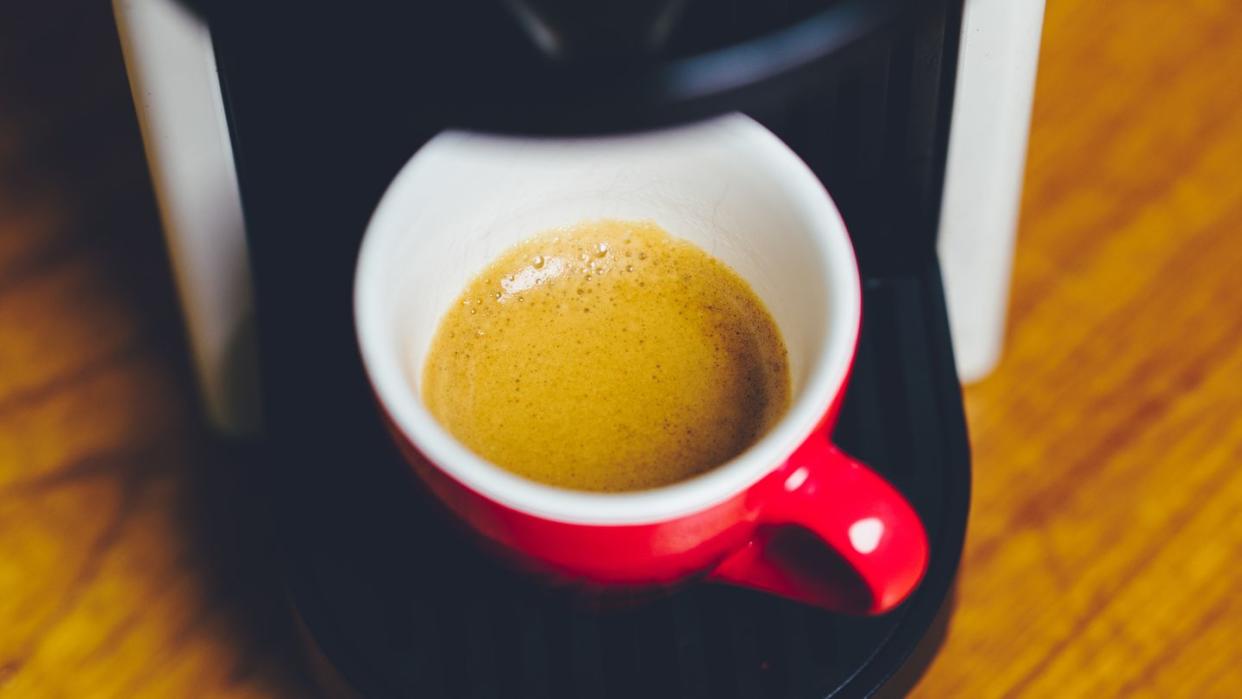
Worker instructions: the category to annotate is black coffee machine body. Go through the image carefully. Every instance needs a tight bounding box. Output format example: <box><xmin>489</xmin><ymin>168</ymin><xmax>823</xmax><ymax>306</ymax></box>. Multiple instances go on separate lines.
<box><xmin>114</xmin><ymin>0</ymin><xmax>1045</xmax><ymax>695</ymax></box>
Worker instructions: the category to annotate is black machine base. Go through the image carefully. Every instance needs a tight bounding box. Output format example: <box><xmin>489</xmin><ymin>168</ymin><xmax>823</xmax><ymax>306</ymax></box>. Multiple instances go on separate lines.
<box><xmin>273</xmin><ymin>257</ymin><xmax>969</xmax><ymax>699</ymax></box>
<box><xmin>206</xmin><ymin>1</ymin><xmax>973</xmax><ymax>695</ymax></box>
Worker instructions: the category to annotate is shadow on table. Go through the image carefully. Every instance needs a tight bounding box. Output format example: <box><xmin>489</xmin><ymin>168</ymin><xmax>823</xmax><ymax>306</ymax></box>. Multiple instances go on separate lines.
<box><xmin>177</xmin><ymin>437</ymin><xmax>326</xmax><ymax>697</ymax></box>
<box><xmin>1</xmin><ymin>3</ymin><xmax>324</xmax><ymax>695</ymax></box>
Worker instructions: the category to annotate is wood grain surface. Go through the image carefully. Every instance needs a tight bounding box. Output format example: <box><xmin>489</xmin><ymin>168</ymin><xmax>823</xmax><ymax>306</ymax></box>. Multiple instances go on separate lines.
<box><xmin>2</xmin><ymin>1</ymin><xmax>1241</xmax><ymax>697</ymax></box>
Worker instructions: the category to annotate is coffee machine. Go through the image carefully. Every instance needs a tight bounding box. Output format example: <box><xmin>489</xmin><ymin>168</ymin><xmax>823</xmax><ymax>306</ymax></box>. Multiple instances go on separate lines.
<box><xmin>113</xmin><ymin>0</ymin><xmax>1044</xmax><ymax>695</ymax></box>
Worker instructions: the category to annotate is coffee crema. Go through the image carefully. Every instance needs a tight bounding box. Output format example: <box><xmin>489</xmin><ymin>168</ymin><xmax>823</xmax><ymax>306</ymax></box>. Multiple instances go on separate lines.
<box><xmin>420</xmin><ymin>220</ymin><xmax>790</xmax><ymax>492</ymax></box>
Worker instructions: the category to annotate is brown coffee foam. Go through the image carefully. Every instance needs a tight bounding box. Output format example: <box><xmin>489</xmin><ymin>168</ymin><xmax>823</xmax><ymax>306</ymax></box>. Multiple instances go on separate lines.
<box><xmin>421</xmin><ymin>220</ymin><xmax>790</xmax><ymax>492</ymax></box>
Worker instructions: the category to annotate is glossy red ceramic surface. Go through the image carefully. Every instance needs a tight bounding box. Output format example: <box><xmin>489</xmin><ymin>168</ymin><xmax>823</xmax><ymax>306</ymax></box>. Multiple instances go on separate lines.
<box><xmin>385</xmin><ymin>374</ymin><xmax>928</xmax><ymax>615</ymax></box>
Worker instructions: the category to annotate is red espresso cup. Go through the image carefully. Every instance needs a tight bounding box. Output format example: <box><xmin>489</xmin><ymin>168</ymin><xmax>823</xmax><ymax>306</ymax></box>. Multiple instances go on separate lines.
<box><xmin>355</xmin><ymin>114</ymin><xmax>928</xmax><ymax>613</ymax></box>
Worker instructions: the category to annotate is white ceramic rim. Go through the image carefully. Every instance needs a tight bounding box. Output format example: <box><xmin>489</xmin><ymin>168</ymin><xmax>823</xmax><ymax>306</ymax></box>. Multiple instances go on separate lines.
<box><xmin>355</xmin><ymin>114</ymin><xmax>861</xmax><ymax>526</ymax></box>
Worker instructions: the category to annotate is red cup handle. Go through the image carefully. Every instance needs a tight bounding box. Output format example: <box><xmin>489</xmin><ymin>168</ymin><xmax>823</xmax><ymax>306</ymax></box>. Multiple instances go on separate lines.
<box><xmin>708</xmin><ymin>434</ymin><xmax>929</xmax><ymax>614</ymax></box>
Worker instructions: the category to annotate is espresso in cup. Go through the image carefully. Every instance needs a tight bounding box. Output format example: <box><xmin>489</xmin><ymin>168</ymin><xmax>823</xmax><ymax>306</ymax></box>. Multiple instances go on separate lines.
<box><xmin>358</xmin><ymin>116</ymin><xmax>929</xmax><ymax>612</ymax></box>
<box><xmin>422</xmin><ymin>219</ymin><xmax>790</xmax><ymax>492</ymax></box>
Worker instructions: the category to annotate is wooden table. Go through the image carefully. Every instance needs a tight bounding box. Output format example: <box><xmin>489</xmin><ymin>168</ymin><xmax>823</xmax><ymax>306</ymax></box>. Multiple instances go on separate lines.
<box><xmin>2</xmin><ymin>2</ymin><xmax>1240</xmax><ymax>697</ymax></box>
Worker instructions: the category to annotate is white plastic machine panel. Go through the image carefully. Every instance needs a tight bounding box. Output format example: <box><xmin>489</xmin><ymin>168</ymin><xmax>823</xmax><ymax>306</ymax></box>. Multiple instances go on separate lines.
<box><xmin>938</xmin><ymin>0</ymin><xmax>1046</xmax><ymax>382</ymax></box>
<box><xmin>113</xmin><ymin>0</ymin><xmax>259</xmax><ymax>434</ymax></box>
<box><xmin>113</xmin><ymin>0</ymin><xmax>1044</xmax><ymax>432</ymax></box>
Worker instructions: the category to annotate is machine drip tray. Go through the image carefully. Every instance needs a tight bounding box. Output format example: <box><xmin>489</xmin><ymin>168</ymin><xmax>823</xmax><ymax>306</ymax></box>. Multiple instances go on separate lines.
<box><xmin>267</xmin><ymin>257</ymin><xmax>970</xmax><ymax>699</ymax></box>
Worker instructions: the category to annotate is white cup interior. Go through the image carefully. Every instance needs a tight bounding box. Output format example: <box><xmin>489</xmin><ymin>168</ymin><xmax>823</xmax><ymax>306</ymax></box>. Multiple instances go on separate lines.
<box><xmin>355</xmin><ymin>113</ymin><xmax>860</xmax><ymax>525</ymax></box>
